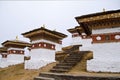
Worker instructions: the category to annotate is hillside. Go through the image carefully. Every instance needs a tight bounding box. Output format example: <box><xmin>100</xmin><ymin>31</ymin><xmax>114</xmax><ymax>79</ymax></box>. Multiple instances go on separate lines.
<box><xmin>0</xmin><ymin>62</ymin><xmax>56</xmax><ymax>80</ymax></box>
<box><xmin>0</xmin><ymin>62</ymin><xmax>120</xmax><ymax>80</ymax></box>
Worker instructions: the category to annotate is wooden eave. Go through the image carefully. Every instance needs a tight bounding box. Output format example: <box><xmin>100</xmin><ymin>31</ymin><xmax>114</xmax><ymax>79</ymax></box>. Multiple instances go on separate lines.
<box><xmin>2</xmin><ymin>40</ymin><xmax>30</xmax><ymax>47</ymax></box>
<box><xmin>62</xmin><ymin>45</ymin><xmax>82</xmax><ymax>51</ymax></box>
<box><xmin>75</xmin><ymin>9</ymin><xmax>120</xmax><ymax>20</ymax></box>
<box><xmin>0</xmin><ymin>47</ymin><xmax>7</xmax><ymax>53</ymax></box>
<box><xmin>22</xmin><ymin>27</ymin><xmax>67</xmax><ymax>39</ymax></box>
<box><xmin>67</xmin><ymin>26</ymin><xmax>83</xmax><ymax>33</ymax></box>
<box><xmin>75</xmin><ymin>9</ymin><xmax>120</xmax><ymax>35</ymax></box>
<box><xmin>86</xmin><ymin>17</ymin><xmax>120</xmax><ymax>29</ymax></box>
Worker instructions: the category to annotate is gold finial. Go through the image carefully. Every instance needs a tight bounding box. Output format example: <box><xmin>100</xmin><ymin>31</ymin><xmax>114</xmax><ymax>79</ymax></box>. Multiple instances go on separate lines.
<box><xmin>53</xmin><ymin>29</ymin><xmax>56</xmax><ymax>31</ymax></box>
<box><xmin>16</xmin><ymin>36</ymin><xmax>18</xmax><ymax>41</ymax></box>
<box><xmin>103</xmin><ymin>8</ymin><xmax>105</xmax><ymax>12</ymax></box>
<box><xmin>42</xmin><ymin>24</ymin><xmax>45</xmax><ymax>28</ymax></box>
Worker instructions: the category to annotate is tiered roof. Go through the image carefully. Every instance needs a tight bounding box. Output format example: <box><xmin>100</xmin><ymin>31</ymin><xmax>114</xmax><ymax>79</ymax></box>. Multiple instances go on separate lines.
<box><xmin>0</xmin><ymin>47</ymin><xmax>7</xmax><ymax>53</ymax></box>
<box><xmin>2</xmin><ymin>40</ymin><xmax>30</xmax><ymax>48</ymax></box>
<box><xmin>67</xmin><ymin>26</ymin><xmax>84</xmax><ymax>35</ymax></box>
<box><xmin>75</xmin><ymin>9</ymin><xmax>120</xmax><ymax>35</ymax></box>
<box><xmin>22</xmin><ymin>27</ymin><xmax>67</xmax><ymax>41</ymax></box>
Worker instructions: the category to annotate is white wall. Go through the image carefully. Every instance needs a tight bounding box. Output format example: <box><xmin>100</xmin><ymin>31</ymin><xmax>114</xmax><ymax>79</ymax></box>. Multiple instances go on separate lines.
<box><xmin>7</xmin><ymin>54</ymin><xmax>24</xmax><ymax>65</ymax></box>
<box><xmin>0</xmin><ymin>54</ymin><xmax>24</xmax><ymax>68</ymax></box>
<box><xmin>31</xmin><ymin>39</ymin><xmax>62</xmax><ymax>51</ymax></box>
<box><xmin>0</xmin><ymin>53</ymin><xmax>8</xmax><ymax>68</ymax></box>
<box><xmin>71</xmin><ymin>37</ymin><xmax>92</xmax><ymax>47</ymax></box>
<box><xmin>71</xmin><ymin>27</ymin><xmax>120</xmax><ymax>72</ymax></box>
<box><xmin>92</xmin><ymin>27</ymin><xmax>120</xmax><ymax>34</ymax></box>
<box><xmin>0</xmin><ymin>54</ymin><xmax>1</xmax><ymax>60</ymax></box>
<box><xmin>25</xmin><ymin>48</ymin><xmax>55</xmax><ymax>69</ymax></box>
<box><xmin>30</xmin><ymin>48</ymin><xmax>55</xmax><ymax>61</ymax></box>
<box><xmin>0</xmin><ymin>47</ymin><xmax>25</xmax><ymax>68</ymax></box>
<box><xmin>80</xmin><ymin>39</ymin><xmax>120</xmax><ymax>72</ymax></box>
<box><xmin>8</xmin><ymin>47</ymin><xmax>24</xmax><ymax>50</ymax></box>
<box><xmin>0</xmin><ymin>58</ymin><xmax>8</xmax><ymax>68</ymax></box>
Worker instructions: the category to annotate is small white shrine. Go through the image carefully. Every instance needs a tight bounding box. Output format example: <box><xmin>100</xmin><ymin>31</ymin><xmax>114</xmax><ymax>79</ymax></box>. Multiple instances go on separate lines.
<box><xmin>69</xmin><ymin>9</ymin><xmax>120</xmax><ymax>72</ymax></box>
<box><xmin>0</xmin><ymin>47</ymin><xmax>8</xmax><ymax>68</ymax></box>
<box><xmin>22</xmin><ymin>26</ymin><xmax>67</xmax><ymax>69</ymax></box>
<box><xmin>0</xmin><ymin>38</ymin><xmax>30</xmax><ymax>68</ymax></box>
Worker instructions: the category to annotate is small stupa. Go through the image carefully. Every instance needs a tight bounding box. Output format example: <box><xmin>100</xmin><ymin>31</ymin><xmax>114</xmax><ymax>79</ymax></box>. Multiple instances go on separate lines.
<box><xmin>22</xmin><ymin>26</ymin><xmax>67</xmax><ymax>69</ymax></box>
<box><xmin>0</xmin><ymin>47</ymin><xmax>7</xmax><ymax>68</ymax></box>
<box><xmin>75</xmin><ymin>9</ymin><xmax>120</xmax><ymax>72</ymax></box>
<box><xmin>0</xmin><ymin>36</ymin><xmax>30</xmax><ymax>68</ymax></box>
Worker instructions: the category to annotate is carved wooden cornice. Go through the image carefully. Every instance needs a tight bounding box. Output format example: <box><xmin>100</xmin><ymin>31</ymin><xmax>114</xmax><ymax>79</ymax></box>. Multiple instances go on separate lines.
<box><xmin>2</xmin><ymin>40</ymin><xmax>30</xmax><ymax>48</ymax></box>
<box><xmin>22</xmin><ymin>27</ymin><xmax>67</xmax><ymax>40</ymax></box>
<box><xmin>75</xmin><ymin>9</ymin><xmax>120</xmax><ymax>35</ymax></box>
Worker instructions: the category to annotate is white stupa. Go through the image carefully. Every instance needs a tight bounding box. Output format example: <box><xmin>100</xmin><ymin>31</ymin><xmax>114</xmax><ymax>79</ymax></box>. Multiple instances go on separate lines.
<box><xmin>0</xmin><ymin>47</ymin><xmax>8</xmax><ymax>68</ymax></box>
<box><xmin>0</xmin><ymin>37</ymin><xmax>30</xmax><ymax>68</ymax></box>
<box><xmin>22</xmin><ymin>26</ymin><xmax>67</xmax><ymax>69</ymax></box>
<box><xmin>70</xmin><ymin>9</ymin><xmax>120</xmax><ymax>72</ymax></box>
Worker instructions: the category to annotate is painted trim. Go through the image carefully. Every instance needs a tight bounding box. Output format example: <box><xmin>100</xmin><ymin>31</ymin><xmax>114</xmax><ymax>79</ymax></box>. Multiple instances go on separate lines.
<box><xmin>31</xmin><ymin>42</ymin><xmax>55</xmax><ymax>50</ymax></box>
<box><xmin>8</xmin><ymin>50</ymin><xmax>24</xmax><ymax>54</ymax></box>
<box><xmin>92</xmin><ymin>32</ymin><xmax>120</xmax><ymax>43</ymax></box>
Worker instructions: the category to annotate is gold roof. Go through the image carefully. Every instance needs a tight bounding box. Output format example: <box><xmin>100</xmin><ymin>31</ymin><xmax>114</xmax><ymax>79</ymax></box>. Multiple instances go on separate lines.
<box><xmin>0</xmin><ymin>47</ymin><xmax>7</xmax><ymax>53</ymax></box>
<box><xmin>62</xmin><ymin>45</ymin><xmax>82</xmax><ymax>51</ymax></box>
<box><xmin>67</xmin><ymin>26</ymin><xmax>84</xmax><ymax>35</ymax></box>
<box><xmin>75</xmin><ymin>9</ymin><xmax>120</xmax><ymax>23</ymax></box>
<box><xmin>75</xmin><ymin>9</ymin><xmax>120</xmax><ymax>35</ymax></box>
<box><xmin>67</xmin><ymin>26</ymin><xmax>83</xmax><ymax>33</ymax></box>
<box><xmin>22</xmin><ymin>27</ymin><xmax>67</xmax><ymax>39</ymax></box>
<box><xmin>2</xmin><ymin>40</ymin><xmax>30</xmax><ymax>47</ymax></box>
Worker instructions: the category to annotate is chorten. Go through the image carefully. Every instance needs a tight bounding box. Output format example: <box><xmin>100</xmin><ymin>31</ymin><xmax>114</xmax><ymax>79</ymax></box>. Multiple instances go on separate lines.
<box><xmin>0</xmin><ymin>47</ymin><xmax>8</xmax><ymax>68</ymax></box>
<box><xmin>67</xmin><ymin>26</ymin><xmax>92</xmax><ymax>47</ymax></box>
<box><xmin>22</xmin><ymin>26</ymin><xmax>67</xmax><ymax>69</ymax></box>
<box><xmin>1</xmin><ymin>38</ymin><xmax>30</xmax><ymax>67</ymax></box>
<box><xmin>72</xmin><ymin>9</ymin><xmax>120</xmax><ymax>72</ymax></box>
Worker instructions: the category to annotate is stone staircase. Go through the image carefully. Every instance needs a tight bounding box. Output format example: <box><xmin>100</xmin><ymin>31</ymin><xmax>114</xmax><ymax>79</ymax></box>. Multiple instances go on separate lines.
<box><xmin>50</xmin><ymin>51</ymin><xmax>85</xmax><ymax>73</ymax></box>
<box><xmin>34</xmin><ymin>45</ymin><xmax>93</xmax><ymax>80</ymax></box>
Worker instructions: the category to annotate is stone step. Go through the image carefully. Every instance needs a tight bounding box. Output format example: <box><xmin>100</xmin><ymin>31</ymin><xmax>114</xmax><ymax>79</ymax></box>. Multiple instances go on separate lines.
<box><xmin>64</xmin><ymin>57</ymin><xmax>81</xmax><ymax>60</ymax></box>
<box><xmin>65</xmin><ymin>57</ymin><xmax>81</xmax><ymax>60</ymax></box>
<box><xmin>34</xmin><ymin>76</ymin><xmax>54</xmax><ymax>80</ymax></box>
<box><xmin>49</xmin><ymin>52</ymin><xmax>85</xmax><ymax>73</ymax></box>
<box><xmin>50</xmin><ymin>68</ymin><xmax>69</xmax><ymax>73</ymax></box>
<box><xmin>53</xmin><ymin>65</ymin><xmax>72</xmax><ymax>69</ymax></box>
<box><xmin>66</xmin><ymin>55</ymin><xmax>83</xmax><ymax>58</ymax></box>
<box><xmin>35</xmin><ymin>72</ymin><xmax>120</xmax><ymax>80</ymax></box>
<box><xmin>67</xmin><ymin>55</ymin><xmax>82</xmax><ymax>57</ymax></box>
<box><xmin>56</xmin><ymin>63</ymin><xmax>76</xmax><ymax>66</ymax></box>
<box><xmin>63</xmin><ymin>59</ymin><xmax>80</xmax><ymax>62</ymax></box>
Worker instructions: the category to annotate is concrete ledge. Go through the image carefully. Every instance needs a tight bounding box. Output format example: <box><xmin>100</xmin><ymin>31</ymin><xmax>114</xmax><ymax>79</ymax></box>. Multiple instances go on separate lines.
<box><xmin>39</xmin><ymin>72</ymin><xmax>120</xmax><ymax>80</ymax></box>
<box><xmin>34</xmin><ymin>76</ymin><xmax>54</xmax><ymax>80</ymax></box>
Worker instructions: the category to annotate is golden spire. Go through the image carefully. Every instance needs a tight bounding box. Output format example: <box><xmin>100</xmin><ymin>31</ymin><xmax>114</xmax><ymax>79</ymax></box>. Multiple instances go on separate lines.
<box><xmin>103</xmin><ymin>8</ymin><xmax>105</xmax><ymax>12</ymax></box>
<box><xmin>16</xmin><ymin>36</ymin><xmax>18</xmax><ymax>41</ymax></box>
<box><xmin>42</xmin><ymin>24</ymin><xmax>45</xmax><ymax>28</ymax></box>
<box><xmin>53</xmin><ymin>29</ymin><xmax>56</xmax><ymax>31</ymax></box>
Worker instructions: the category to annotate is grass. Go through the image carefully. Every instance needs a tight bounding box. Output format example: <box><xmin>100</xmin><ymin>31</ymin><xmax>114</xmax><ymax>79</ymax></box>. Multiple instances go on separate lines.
<box><xmin>0</xmin><ymin>62</ymin><xmax>56</xmax><ymax>80</ymax></box>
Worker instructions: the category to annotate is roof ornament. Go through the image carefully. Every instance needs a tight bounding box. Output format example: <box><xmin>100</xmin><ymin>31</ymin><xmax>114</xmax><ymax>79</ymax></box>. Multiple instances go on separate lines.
<box><xmin>103</xmin><ymin>8</ymin><xmax>105</xmax><ymax>12</ymax></box>
<box><xmin>15</xmin><ymin>36</ymin><xmax>19</xmax><ymax>41</ymax></box>
<box><xmin>53</xmin><ymin>29</ymin><xmax>56</xmax><ymax>31</ymax></box>
<box><xmin>42</xmin><ymin>24</ymin><xmax>45</xmax><ymax>28</ymax></box>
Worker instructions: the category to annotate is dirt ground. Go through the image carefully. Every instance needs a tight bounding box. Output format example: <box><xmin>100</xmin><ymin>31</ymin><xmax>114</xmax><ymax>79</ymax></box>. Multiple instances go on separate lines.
<box><xmin>0</xmin><ymin>62</ymin><xmax>56</xmax><ymax>80</ymax></box>
<box><xmin>0</xmin><ymin>62</ymin><xmax>120</xmax><ymax>80</ymax></box>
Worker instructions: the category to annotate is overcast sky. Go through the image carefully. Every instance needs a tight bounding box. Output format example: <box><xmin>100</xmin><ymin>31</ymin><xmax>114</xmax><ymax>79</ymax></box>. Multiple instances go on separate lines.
<box><xmin>0</xmin><ymin>0</ymin><xmax>120</xmax><ymax>47</ymax></box>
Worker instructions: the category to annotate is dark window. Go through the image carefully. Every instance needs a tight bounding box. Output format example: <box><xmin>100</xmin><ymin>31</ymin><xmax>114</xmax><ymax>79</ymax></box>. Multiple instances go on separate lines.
<box><xmin>105</xmin><ymin>35</ymin><xmax>110</xmax><ymax>40</ymax></box>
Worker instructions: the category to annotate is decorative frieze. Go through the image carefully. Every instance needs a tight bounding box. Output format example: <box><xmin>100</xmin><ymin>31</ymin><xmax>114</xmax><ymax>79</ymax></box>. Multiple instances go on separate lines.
<box><xmin>72</xmin><ymin>33</ymin><xmax>91</xmax><ymax>39</ymax></box>
<box><xmin>92</xmin><ymin>32</ymin><xmax>120</xmax><ymax>43</ymax></box>
<box><xmin>72</xmin><ymin>33</ymin><xmax>80</xmax><ymax>37</ymax></box>
<box><xmin>31</xmin><ymin>42</ymin><xmax>55</xmax><ymax>50</ymax></box>
<box><xmin>78</xmin><ymin>13</ymin><xmax>120</xmax><ymax>23</ymax></box>
<box><xmin>8</xmin><ymin>50</ymin><xmax>24</xmax><ymax>54</ymax></box>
